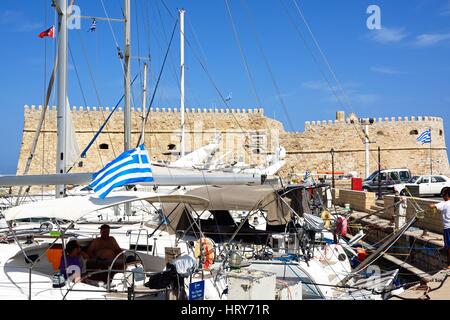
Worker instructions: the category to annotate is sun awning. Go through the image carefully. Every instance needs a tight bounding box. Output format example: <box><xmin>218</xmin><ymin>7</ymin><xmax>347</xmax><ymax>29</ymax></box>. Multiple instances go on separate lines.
<box><xmin>3</xmin><ymin>191</ymin><xmax>209</xmax><ymax>222</ymax></box>
<box><xmin>163</xmin><ymin>185</ymin><xmax>292</xmax><ymax>231</ymax></box>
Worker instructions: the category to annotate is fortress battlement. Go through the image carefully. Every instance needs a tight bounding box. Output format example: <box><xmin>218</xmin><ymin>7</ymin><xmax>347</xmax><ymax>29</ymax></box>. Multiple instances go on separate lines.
<box><xmin>24</xmin><ymin>105</ymin><xmax>265</xmax><ymax>115</ymax></box>
<box><xmin>25</xmin><ymin>105</ymin><xmax>443</xmax><ymax>128</ymax></box>
<box><xmin>304</xmin><ymin>116</ymin><xmax>443</xmax><ymax>128</ymax></box>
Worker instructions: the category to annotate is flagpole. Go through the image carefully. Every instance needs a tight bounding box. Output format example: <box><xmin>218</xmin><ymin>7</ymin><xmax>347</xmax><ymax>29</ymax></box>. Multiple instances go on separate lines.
<box><xmin>430</xmin><ymin>127</ymin><xmax>433</xmax><ymax>175</ymax></box>
<box><xmin>141</xmin><ymin>63</ymin><xmax>147</xmax><ymax>145</ymax></box>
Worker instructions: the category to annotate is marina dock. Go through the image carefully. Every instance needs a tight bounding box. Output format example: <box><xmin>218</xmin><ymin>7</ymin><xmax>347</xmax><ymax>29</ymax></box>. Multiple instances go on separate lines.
<box><xmin>336</xmin><ymin>189</ymin><xmax>450</xmax><ymax>299</ymax></box>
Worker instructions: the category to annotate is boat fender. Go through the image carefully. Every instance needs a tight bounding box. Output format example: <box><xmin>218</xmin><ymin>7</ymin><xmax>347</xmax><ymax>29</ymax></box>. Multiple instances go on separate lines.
<box><xmin>194</xmin><ymin>238</ymin><xmax>215</xmax><ymax>270</ymax></box>
<box><xmin>321</xmin><ymin>210</ymin><xmax>332</xmax><ymax>229</ymax></box>
<box><xmin>356</xmin><ymin>247</ymin><xmax>368</xmax><ymax>262</ymax></box>
<box><xmin>335</xmin><ymin>216</ymin><xmax>348</xmax><ymax>237</ymax></box>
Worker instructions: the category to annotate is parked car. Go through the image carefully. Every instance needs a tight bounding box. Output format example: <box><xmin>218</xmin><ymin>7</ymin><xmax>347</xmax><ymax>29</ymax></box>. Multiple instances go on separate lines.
<box><xmin>394</xmin><ymin>175</ymin><xmax>450</xmax><ymax>197</ymax></box>
<box><xmin>362</xmin><ymin>168</ymin><xmax>411</xmax><ymax>194</ymax></box>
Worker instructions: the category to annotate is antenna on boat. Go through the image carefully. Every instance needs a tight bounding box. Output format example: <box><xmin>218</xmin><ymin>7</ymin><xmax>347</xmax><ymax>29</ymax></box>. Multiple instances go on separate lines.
<box><xmin>179</xmin><ymin>8</ymin><xmax>186</xmax><ymax>158</ymax></box>
<box><xmin>141</xmin><ymin>63</ymin><xmax>148</xmax><ymax>144</ymax></box>
<box><xmin>124</xmin><ymin>0</ymin><xmax>132</xmax><ymax>216</ymax></box>
<box><xmin>56</xmin><ymin>0</ymin><xmax>68</xmax><ymax>198</ymax></box>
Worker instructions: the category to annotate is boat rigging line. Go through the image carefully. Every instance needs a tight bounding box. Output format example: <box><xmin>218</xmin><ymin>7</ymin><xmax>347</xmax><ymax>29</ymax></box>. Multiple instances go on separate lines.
<box><xmin>74</xmin><ymin>72</ymin><xmax>140</xmax><ymax>163</ymax></box>
<box><xmin>158</xmin><ymin>0</ymin><xmax>267</xmax><ymax>164</ymax></box>
<box><xmin>341</xmin><ymin>215</ymin><xmax>419</xmax><ymax>285</ymax></box>
<box><xmin>278</xmin><ymin>0</ymin><xmax>424</xmax><ymax>210</ymax></box>
<box><xmin>136</xmin><ymin>17</ymin><xmax>179</xmax><ymax>147</ymax></box>
<box><xmin>292</xmin><ymin>0</ymin><xmax>354</xmax><ymax>113</ymax></box>
<box><xmin>224</xmin><ymin>0</ymin><xmax>263</xmax><ymax>109</ymax></box>
<box><xmin>15</xmin><ymin>17</ymin><xmax>60</xmax><ymax>206</ymax></box>
<box><xmin>68</xmin><ymin>44</ymin><xmax>105</xmax><ymax>168</ymax></box>
<box><xmin>239</xmin><ymin>0</ymin><xmax>295</xmax><ymax>132</ymax></box>
<box><xmin>99</xmin><ymin>0</ymin><xmax>124</xmax><ymax>70</ymax></box>
<box><xmin>223</xmin><ymin>0</ymin><xmax>277</xmax><ymax>157</ymax></box>
<box><xmin>277</xmin><ymin>0</ymin><xmax>367</xmax><ymax>146</ymax></box>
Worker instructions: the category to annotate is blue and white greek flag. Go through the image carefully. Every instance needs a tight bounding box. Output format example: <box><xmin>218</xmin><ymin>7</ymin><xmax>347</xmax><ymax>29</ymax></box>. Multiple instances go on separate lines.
<box><xmin>304</xmin><ymin>171</ymin><xmax>312</xmax><ymax>180</ymax></box>
<box><xmin>416</xmin><ymin>129</ymin><xmax>431</xmax><ymax>144</ymax></box>
<box><xmin>88</xmin><ymin>18</ymin><xmax>96</xmax><ymax>32</ymax></box>
<box><xmin>89</xmin><ymin>144</ymin><xmax>153</xmax><ymax>199</ymax></box>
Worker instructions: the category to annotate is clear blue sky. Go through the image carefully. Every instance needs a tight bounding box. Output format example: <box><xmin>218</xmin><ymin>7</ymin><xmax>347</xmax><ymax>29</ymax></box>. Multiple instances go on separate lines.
<box><xmin>0</xmin><ymin>0</ymin><xmax>449</xmax><ymax>174</ymax></box>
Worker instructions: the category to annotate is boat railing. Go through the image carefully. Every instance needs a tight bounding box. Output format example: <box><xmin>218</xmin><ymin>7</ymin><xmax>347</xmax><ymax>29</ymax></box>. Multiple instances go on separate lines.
<box><xmin>63</xmin><ymin>265</ymin><xmax>167</xmax><ymax>300</ymax></box>
<box><xmin>127</xmin><ymin>228</ymin><xmax>150</xmax><ymax>255</ymax></box>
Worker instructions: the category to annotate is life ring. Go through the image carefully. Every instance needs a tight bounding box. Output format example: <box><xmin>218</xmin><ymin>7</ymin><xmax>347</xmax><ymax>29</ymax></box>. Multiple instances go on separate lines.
<box><xmin>193</xmin><ymin>237</ymin><xmax>215</xmax><ymax>270</ymax></box>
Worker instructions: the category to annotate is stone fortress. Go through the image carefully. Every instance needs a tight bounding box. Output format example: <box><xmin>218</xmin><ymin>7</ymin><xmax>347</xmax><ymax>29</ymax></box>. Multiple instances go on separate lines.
<box><xmin>17</xmin><ymin>105</ymin><xmax>449</xmax><ymax>181</ymax></box>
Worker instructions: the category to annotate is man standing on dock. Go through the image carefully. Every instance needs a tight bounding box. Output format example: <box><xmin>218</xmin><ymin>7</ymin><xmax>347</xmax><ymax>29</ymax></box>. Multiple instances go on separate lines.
<box><xmin>429</xmin><ymin>187</ymin><xmax>450</xmax><ymax>269</ymax></box>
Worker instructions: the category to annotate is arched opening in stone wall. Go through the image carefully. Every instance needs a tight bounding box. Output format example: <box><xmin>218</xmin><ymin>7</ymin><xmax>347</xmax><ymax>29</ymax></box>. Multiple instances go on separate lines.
<box><xmin>409</xmin><ymin>130</ymin><xmax>418</xmax><ymax>135</ymax></box>
<box><xmin>377</xmin><ymin>130</ymin><xmax>384</xmax><ymax>136</ymax></box>
<box><xmin>99</xmin><ymin>143</ymin><xmax>109</xmax><ymax>150</ymax></box>
<box><xmin>440</xmin><ymin>130</ymin><xmax>443</xmax><ymax>136</ymax></box>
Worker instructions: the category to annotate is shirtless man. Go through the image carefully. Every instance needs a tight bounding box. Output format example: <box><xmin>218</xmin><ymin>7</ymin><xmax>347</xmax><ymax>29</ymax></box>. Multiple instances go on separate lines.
<box><xmin>87</xmin><ymin>224</ymin><xmax>122</xmax><ymax>264</ymax></box>
<box><xmin>85</xmin><ymin>224</ymin><xmax>125</xmax><ymax>282</ymax></box>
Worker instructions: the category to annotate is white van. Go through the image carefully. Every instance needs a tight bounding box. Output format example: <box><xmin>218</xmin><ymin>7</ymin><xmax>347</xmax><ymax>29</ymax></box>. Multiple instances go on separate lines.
<box><xmin>395</xmin><ymin>175</ymin><xmax>450</xmax><ymax>197</ymax></box>
<box><xmin>362</xmin><ymin>168</ymin><xmax>411</xmax><ymax>194</ymax></box>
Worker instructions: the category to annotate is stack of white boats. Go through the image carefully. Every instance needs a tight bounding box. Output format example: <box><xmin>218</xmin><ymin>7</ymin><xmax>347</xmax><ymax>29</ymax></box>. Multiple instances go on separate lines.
<box><xmin>0</xmin><ymin>0</ymin><xmax>407</xmax><ymax>300</ymax></box>
<box><xmin>0</xmin><ymin>181</ymin><xmax>404</xmax><ymax>300</ymax></box>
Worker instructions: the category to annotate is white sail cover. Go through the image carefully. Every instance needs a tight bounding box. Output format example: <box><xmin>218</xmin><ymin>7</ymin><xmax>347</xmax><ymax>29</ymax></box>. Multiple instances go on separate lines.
<box><xmin>3</xmin><ymin>191</ymin><xmax>209</xmax><ymax>222</ymax></box>
<box><xmin>0</xmin><ymin>167</ymin><xmax>264</xmax><ymax>187</ymax></box>
<box><xmin>171</xmin><ymin>134</ymin><xmax>221</xmax><ymax>168</ymax></box>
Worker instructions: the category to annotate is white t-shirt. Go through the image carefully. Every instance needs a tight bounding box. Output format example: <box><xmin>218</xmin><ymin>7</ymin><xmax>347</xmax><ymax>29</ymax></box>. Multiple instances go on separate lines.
<box><xmin>436</xmin><ymin>200</ymin><xmax>450</xmax><ymax>230</ymax></box>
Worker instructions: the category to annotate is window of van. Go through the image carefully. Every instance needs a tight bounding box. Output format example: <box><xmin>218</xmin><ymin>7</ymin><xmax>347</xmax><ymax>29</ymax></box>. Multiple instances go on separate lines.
<box><xmin>420</xmin><ymin>177</ymin><xmax>430</xmax><ymax>183</ymax></box>
<box><xmin>366</xmin><ymin>171</ymin><xmax>378</xmax><ymax>181</ymax></box>
<box><xmin>408</xmin><ymin>176</ymin><xmax>419</xmax><ymax>183</ymax></box>
<box><xmin>432</xmin><ymin>176</ymin><xmax>446</xmax><ymax>183</ymax></box>
<box><xmin>399</xmin><ymin>171</ymin><xmax>410</xmax><ymax>181</ymax></box>
<box><xmin>389</xmin><ymin>172</ymin><xmax>399</xmax><ymax>181</ymax></box>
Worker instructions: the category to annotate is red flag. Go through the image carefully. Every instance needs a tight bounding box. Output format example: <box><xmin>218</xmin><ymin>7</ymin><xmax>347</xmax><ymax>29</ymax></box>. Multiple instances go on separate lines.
<box><xmin>38</xmin><ymin>26</ymin><xmax>54</xmax><ymax>39</ymax></box>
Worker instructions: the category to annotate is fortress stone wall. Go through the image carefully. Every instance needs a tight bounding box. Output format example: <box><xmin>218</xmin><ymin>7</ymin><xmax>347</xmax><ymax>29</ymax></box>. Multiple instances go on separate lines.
<box><xmin>17</xmin><ymin>106</ymin><xmax>449</xmax><ymax>181</ymax></box>
<box><xmin>279</xmin><ymin>115</ymin><xmax>449</xmax><ymax>178</ymax></box>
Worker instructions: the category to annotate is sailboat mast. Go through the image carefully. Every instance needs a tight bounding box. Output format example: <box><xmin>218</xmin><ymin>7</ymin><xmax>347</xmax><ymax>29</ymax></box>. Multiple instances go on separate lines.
<box><xmin>179</xmin><ymin>9</ymin><xmax>185</xmax><ymax>157</ymax></box>
<box><xmin>124</xmin><ymin>0</ymin><xmax>131</xmax><ymax>152</ymax></box>
<box><xmin>56</xmin><ymin>0</ymin><xmax>68</xmax><ymax>198</ymax></box>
